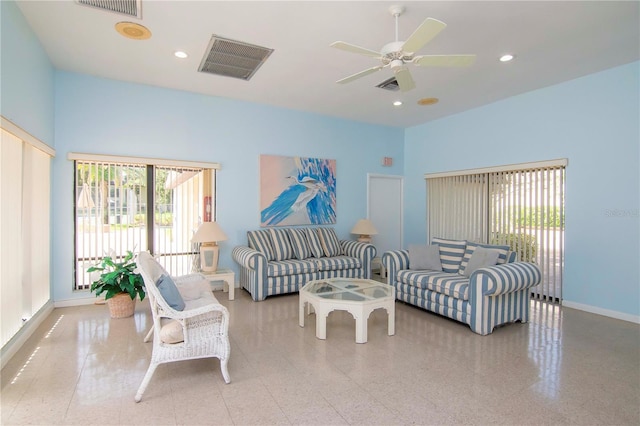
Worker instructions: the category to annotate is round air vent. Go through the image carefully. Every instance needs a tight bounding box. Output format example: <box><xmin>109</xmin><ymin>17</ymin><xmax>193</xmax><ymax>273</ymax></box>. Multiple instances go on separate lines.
<box><xmin>115</xmin><ymin>22</ymin><xmax>151</xmax><ymax>40</ymax></box>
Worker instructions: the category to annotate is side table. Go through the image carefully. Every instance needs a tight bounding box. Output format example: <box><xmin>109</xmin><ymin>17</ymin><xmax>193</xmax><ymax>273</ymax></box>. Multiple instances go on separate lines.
<box><xmin>202</xmin><ymin>268</ymin><xmax>235</xmax><ymax>301</ymax></box>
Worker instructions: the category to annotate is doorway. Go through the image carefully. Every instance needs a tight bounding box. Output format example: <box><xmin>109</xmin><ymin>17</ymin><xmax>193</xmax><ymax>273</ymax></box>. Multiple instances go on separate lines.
<box><xmin>367</xmin><ymin>174</ymin><xmax>403</xmax><ymax>277</ymax></box>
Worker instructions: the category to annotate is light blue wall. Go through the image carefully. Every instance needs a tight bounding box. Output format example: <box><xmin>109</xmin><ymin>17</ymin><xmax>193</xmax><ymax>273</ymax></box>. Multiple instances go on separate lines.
<box><xmin>4</xmin><ymin>0</ymin><xmax>638</xmax><ymax>318</ymax></box>
<box><xmin>405</xmin><ymin>62</ymin><xmax>640</xmax><ymax>317</ymax></box>
<box><xmin>52</xmin><ymin>71</ymin><xmax>404</xmax><ymax>302</ymax></box>
<box><xmin>0</xmin><ymin>0</ymin><xmax>54</xmax><ymax>145</ymax></box>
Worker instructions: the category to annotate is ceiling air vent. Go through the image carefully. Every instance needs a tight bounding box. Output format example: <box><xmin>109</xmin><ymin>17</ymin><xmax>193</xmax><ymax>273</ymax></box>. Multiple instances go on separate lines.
<box><xmin>376</xmin><ymin>77</ymin><xmax>400</xmax><ymax>91</ymax></box>
<box><xmin>198</xmin><ymin>35</ymin><xmax>274</xmax><ymax>81</ymax></box>
<box><xmin>75</xmin><ymin>0</ymin><xmax>142</xmax><ymax>19</ymax></box>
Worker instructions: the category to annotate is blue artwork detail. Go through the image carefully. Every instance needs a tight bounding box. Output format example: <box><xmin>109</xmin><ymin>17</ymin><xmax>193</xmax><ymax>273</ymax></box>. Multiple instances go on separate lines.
<box><xmin>261</xmin><ymin>157</ymin><xmax>336</xmax><ymax>226</ymax></box>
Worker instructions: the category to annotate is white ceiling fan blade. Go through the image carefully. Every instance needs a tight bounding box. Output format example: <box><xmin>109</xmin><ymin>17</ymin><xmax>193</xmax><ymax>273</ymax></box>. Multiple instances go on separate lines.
<box><xmin>336</xmin><ymin>66</ymin><xmax>383</xmax><ymax>84</ymax></box>
<box><xmin>414</xmin><ymin>54</ymin><xmax>477</xmax><ymax>67</ymax></box>
<box><xmin>330</xmin><ymin>41</ymin><xmax>381</xmax><ymax>58</ymax></box>
<box><xmin>402</xmin><ymin>18</ymin><xmax>447</xmax><ymax>54</ymax></box>
<box><xmin>394</xmin><ymin>67</ymin><xmax>415</xmax><ymax>92</ymax></box>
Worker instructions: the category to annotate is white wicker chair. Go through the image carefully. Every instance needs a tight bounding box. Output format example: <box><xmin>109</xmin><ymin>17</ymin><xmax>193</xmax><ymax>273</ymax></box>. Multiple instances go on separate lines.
<box><xmin>135</xmin><ymin>251</ymin><xmax>230</xmax><ymax>402</ymax></box>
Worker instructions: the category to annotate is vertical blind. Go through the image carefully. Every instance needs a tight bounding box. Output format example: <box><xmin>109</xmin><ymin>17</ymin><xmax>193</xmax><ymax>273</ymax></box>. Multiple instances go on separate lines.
<box><xmin>71</xmin><ymin>154</ymin><xmax>219</xmax><ymax>290</ymax></box>
<box><xmin>1</xmin><ymin>127</ymin><xmax>53</xmax><ymax>348</ymax></box>
<box><xmin>426</xmin><ymin>160</ymin><xmax>566</xmax><ymax>303</ymax></box>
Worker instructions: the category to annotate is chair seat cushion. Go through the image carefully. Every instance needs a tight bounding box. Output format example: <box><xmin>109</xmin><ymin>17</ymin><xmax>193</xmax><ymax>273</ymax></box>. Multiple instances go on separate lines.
<box><xmin>267</xmin><ymin>259</ymin><xmax>317</xmax><ymax>277</ymax></box>
<box><xmin>314</xmin><ymin>256</ymin><xmax>361</xmax><ymax>271</ymax></box>
<box><xmin>397</xmin><ymin>270</ymin><xmax>470</xmax><ymax>300</ymax></box>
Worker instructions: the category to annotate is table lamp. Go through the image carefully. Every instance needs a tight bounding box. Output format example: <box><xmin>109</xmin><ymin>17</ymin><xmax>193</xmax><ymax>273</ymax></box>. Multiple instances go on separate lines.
<box><xmin>192</xmin><ymin>221</ymin><xmax>228</xmax><ymax>272</ymax></box>
<box><xmin>351</xmin><ymin>219</ymin><xmax>378</xmax><ymax>243</ymax></box>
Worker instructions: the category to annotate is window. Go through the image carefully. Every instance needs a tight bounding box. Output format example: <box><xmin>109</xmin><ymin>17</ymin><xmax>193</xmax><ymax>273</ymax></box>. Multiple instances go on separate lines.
<box><xmin>426</xmin><ymin>159</ymin><xmax>566</xmax><ymax>303</ymax></box>
<box><xmin>70</xmin><ymin>153</ymin><xmax>219</xmax><ymax>291</ymax></box>
<box><xmin>1</xmin><ymin>123</ymin><xmax>54</xmax><ymax>348</ymax></box>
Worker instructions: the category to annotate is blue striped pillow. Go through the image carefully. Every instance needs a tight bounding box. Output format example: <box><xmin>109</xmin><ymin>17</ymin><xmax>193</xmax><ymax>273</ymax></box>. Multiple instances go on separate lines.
<box><xmin>431</xmin><ymin>238</ymin><xmax>467</xmax><ymax>274</ymax></box>
<box><xmin>304</xmin><ymin>228</ymin><xmax>325</xmax><ymax>258</ymax></box>
<box><xmin>317</xmin><ymin>227</ymin><xmax>342</xmax><ymax>257</ymax></box>
<box><xmin>268</xmin><ymin>228</ymin><xmax>294</xmax><ymax>261</ymax></box>
<box><xmin>247</xmin><ymin>230</ymin><xmax>275</xmax><ymax>261</ymax></box>
<box><xmin>287</xmin><ymin>228</ymin><xmax>311</xmax><ymax>260</ymax></box>
<box><xmin>458</xmin><ymin>242</ymin><xmax>511</xmax><ymax>276</ymax></box>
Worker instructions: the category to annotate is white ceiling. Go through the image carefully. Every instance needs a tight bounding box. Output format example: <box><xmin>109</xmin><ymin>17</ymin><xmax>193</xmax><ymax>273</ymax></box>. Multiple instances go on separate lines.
<box><xmin>16</xmin><ymin>1</ymin><xmax>640</xmax><ymax>128</ymax></box>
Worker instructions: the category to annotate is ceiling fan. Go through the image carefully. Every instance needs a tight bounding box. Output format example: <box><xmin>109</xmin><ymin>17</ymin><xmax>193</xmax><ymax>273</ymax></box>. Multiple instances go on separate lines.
<box><xmin>330</xmin><ymin>5</ymin><xmax>476</xmax><ymax>92</ymax></box>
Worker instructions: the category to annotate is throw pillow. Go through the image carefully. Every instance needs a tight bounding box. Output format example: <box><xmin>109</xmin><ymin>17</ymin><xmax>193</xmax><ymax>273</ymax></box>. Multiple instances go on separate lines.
<box><xmin>159</xmin><ymin>320</ymin><xmax>184</xmax><ymax>344</ymax></box>
<box><xmin>305</xmin><ymin>228</ymin><xmax>325</xmax><ymax>258</ymax></box>
<box><xmin>463</xmin><ymin>247</ymin><xmax>500</xmax><ymax>277</ymax></box>
<box><xmin>247</xmin><ymin>230</ymin><xmax>275</xmax><ymax>261</ymax></box>
<box><xmin>431</xmin><ymin>238</ymin><xmax>467</xmax><ymax>273</ymax></box>
<box><xmin>458</xmin><ymin>242</ymin><xmax>511</xmax><ymax>276</ymax></box>
<box><xmin>317</xmin><ymin>227</ymin><xmax>342</xmax><ymax>257</ymax></box>
<box><xmin>268</xmin><ymin>228</ymin><xmax>294</xmax><ymax>261</ymax></box>
<box><xmin>287</xmin><ymin>228</ymin><xmax>311</xmax><ymax>260</ymax></box>
<box><xmin>156</xmin><ymin>274</ymin><xmax>186</xmax><ymax>311</ymax></box>
<box><xmin>408</xmin><ymin>245</ymin><xmax>443</xmax><ymax>271</ymax></box>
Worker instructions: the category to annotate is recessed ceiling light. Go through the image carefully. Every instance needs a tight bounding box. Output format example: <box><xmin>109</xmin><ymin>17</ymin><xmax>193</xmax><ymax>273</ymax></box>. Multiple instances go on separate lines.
<box><xmin>115</xmin><ymin>22</ymin><xmax>151</xmax><ymax>40</ymax></box>
<box><xmin>418</xmin><ymin>98</ymin><xmax>439</xmax><ymax>106</ymax></box>
<box><xmin>500</xmin><ymin>54</ymin><xmax>515</xmax><ymax>62</ymax></box>
<box><xmin>393</xmin><ymin>101</ymin><xmax>403</xmax><ymax>106</ymax></box>
<box><xmin>174</xmin><ymin>51</ymin><xmax>188</xmax><ymax>59</ymax></box>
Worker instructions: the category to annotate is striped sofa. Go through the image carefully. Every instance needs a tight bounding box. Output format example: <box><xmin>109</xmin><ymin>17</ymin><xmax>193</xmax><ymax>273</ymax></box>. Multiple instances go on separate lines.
<box><xmin>382</xmin><ymin>238</ymin><xmax>542</xmax><ymax>335</ymax></box>
<box><xmin>232</xmin><ymin>227</ymin><xmax>376</xmax><ymax>301</ymax></box>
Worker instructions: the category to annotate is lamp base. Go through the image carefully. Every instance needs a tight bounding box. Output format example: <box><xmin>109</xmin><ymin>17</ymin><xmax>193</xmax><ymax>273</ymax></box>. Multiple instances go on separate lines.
<box><xmin>357</xmin><ymin>235</ymin><xmax>372</xmax><ymax>244</ymax></box>
<box><xmin>199</xmin><ymin>243</ymin><xmax>219</xmax><ymax>272</ymax></box>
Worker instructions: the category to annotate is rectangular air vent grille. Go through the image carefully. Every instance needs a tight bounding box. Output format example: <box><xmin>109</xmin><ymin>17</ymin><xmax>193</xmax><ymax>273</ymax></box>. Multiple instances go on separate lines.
<box><xmin>75</xmin><ymin>0</ymin><xmax>141</xmax><ymax>18</ymax></box>
<box><xmin>376</xmin><ymin>77</ymin><xmax>400</xmax><ymax>91</ymax></box>
<box><xmin>198</xmin><ymin>35</ymin><xmax>274</xmax><ymax>81</ymax></box>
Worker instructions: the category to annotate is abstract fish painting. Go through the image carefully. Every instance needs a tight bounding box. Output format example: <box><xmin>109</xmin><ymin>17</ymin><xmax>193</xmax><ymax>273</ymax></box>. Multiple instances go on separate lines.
<box><xmin>260</xmin><ymin>155</ymin><xmax>336</xmax><ymax>227</ymax></box>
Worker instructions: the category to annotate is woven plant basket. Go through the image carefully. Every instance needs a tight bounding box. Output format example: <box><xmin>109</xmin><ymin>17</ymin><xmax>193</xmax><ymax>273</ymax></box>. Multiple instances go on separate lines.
<box><xmin>107</xmin><ymin>293</ymin><xmax>136</xmax><ymax>318</ymax></box>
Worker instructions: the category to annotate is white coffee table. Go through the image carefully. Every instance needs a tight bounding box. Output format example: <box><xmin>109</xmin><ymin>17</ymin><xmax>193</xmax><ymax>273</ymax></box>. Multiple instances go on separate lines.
<box><xmin>299</xmin><ymin>278</ymin><xmax>395</xmax><ymax>344</ymax></box>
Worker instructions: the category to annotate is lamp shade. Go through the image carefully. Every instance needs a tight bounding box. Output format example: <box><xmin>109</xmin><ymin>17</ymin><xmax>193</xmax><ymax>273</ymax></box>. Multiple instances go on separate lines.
<box><xmin>192</xmin><ymin>221</ymin><xmax>228</xmax><ymax>243</ymax></box>
<box><xmin>351</xmin><ymin>219</ymin><xmax>378</xmax><ymax>236</ymax></box>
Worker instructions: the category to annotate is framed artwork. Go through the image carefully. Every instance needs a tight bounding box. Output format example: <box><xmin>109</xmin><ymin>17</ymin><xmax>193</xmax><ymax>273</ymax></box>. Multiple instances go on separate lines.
<box><xmin>260</xmin><ymin>155</ymin><xmax>336</xmax><ymax>227</ymax></box>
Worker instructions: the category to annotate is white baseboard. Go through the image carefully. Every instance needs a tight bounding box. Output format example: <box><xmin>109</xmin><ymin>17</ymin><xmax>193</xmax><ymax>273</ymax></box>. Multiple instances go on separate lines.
<box><xmin>54</xmin><ymin>296</ymin><xmax>102</xmax><ymax>308</ymax></box>
<box><xmin>563</xmin><ymin>300</ymin><xmax>640</xmax><ymax>324</ymax></box>
<box><xmin>1</xmin><ymin>301</ymin><xmax>54</xmax><ymax>369</ymax></box>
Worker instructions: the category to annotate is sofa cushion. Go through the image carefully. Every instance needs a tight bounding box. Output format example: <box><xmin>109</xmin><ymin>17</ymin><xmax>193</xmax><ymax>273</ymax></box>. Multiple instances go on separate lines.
<box><xmin>287</xmin><ymin>228</ymin><xmax>311</xmax><ymax>260</ymax></box>
<box><xmin>317</xmin><ymin>227</ymin><xmax>342</xmax><ymax>257</ymax></box>
<box><xmin>247</xmin><ymin>230</ymin><xmax>275</xmax><ymax>261</ymax></box>
<box><xmin>397</xmin><ymin>270</ymin><xmax>470</xmax><ymax>300</ymax></box>
<box><xmin>268</xmin><ymin>228</ymin><xmax>294</xmax><ymax>261</ymax></box>
<box><xmin>463</xmin><ymin>247</ymin><xmax>501</xmax><ymax>277</ymax></box>
<box><xmin>314</xmin><ymin>256</ymin><xmax>361</xmax><ymax>271</ymax></box>
<box><xmin>267</xmin><ymin>259</ymin><xmax>317</xmax><ymax>277</ymax></box>
<box><xmin>408</xmin><ymin>245</ymin><xmax>442</xmax><ymax>271</ymax></box>
<box><xmin>431</xmin><ymin>238</ymin><xmax>467</xmax><ymax>274</ymax></box>
<box><xmin>458</xmin><ymin>242</ymin><xmax>511</xmax><ymax>276</ymax></box>
<box><xmin>304</xmin><ymin>228</ymin><xmax>325</xmax><ymax>258</ymax></box>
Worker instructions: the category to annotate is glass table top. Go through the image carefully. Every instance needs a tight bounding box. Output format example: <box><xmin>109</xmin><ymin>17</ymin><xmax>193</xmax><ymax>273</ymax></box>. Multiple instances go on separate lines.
<box><xmin>301</xmin><ymin>278</ymin><xmax>392</xmax><ymax>301</ymax></box>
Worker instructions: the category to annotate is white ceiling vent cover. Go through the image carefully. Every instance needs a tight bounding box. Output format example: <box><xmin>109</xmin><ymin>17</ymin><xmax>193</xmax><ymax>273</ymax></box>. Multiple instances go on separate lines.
<box><xmin>75</xmin><ymin>0</ymin><xmax>142</xmax><ymax>19</ymax></box>
<box><xmin>198</xmin><ymin>35</ymin><xmax>274</xmax><ymax>81</ymax></box>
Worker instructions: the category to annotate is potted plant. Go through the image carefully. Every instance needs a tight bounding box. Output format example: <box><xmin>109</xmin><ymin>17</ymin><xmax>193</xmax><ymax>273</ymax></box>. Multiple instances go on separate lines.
<box><xmin>88</xmin><ymin>250</ymin><xmax>146</xmax><ymax>318</ymax></box>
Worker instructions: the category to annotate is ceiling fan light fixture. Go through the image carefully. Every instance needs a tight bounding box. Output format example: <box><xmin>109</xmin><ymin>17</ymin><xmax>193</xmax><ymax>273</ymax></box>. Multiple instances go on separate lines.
<box><xmin>115</xmin><ymin>22</ymin><xmax>151</xmax><ymax>40</ymax></box>
<box><xmin>500</xmin><ymin>54</ymin><xmax>515</xmax><ymax>62</ymax></box>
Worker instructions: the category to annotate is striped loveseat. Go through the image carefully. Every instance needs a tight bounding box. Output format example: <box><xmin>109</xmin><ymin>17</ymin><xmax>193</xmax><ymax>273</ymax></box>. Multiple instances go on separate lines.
<box><xmin>232</xmin><ymin>227</ymin><xmax>376</xmax><ymax>301</ymax></box>
<box><xmin>382</xmin><ymin>238</ymin><xmax>542</xmax><ymax>335</ymax></box>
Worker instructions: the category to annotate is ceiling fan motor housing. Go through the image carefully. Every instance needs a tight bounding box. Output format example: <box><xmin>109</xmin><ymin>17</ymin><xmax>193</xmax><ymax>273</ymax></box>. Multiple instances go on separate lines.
<box><xmin>381</xmin><ymin>41</ymin><xmax>413</xmax><ymax>65</ymax></box>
